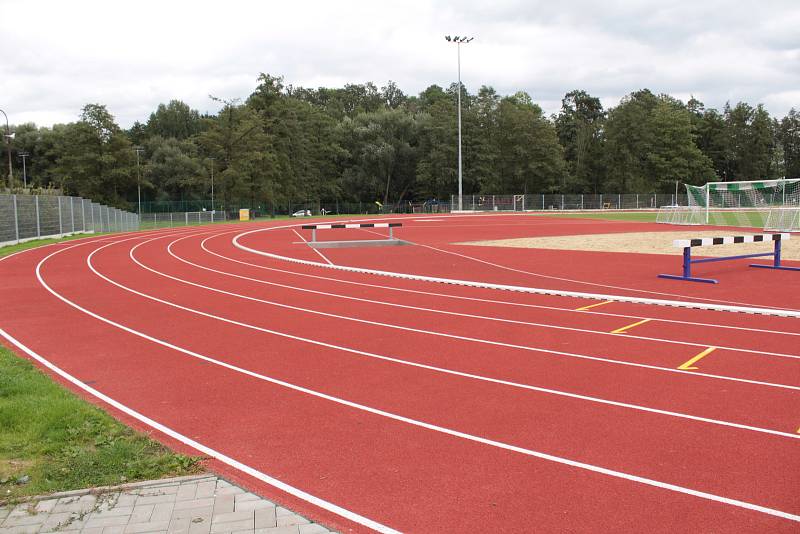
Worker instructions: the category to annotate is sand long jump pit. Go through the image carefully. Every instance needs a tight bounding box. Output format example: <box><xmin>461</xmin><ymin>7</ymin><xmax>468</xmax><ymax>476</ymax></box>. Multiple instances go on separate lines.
<box><xmin>458</xmin><ymin>231</ymin><xmax>800</xmax><ymax>260</ymax></box>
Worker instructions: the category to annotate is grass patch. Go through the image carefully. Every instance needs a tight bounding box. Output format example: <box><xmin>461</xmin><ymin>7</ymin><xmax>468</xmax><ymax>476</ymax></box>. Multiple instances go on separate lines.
<box><xmin>0</xmin><ymin>233</ymin><xmax>109</xmax><ymax>259</ymax></box>
<box><xmin>0</xmin><ymin>345</ymin><xmax>203</xmax><ymax>503</ymax></box>
<box><xmin>534</xmin><ymin>211</ymin><xmax>659</xmax><ymax>222</ymax></box>
<box><xmin>1</xmin><ymin>235</ymin><xmax>203</xmax><ymax>502</ymax></box>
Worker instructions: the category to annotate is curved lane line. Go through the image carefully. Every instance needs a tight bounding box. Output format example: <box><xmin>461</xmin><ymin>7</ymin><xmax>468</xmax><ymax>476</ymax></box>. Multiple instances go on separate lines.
<box><xmin>0</xmin><ymin>328</ymin><xmax>397</xmax><ymax>534</ymax></box>
<box><xmin>163</xmin><ymin>233</ymin><xmax>800</xmax><ymax>361</ymax></box>
<box><xmin>119</xmin><ymin>233</ymin><xmax>800</xmax><ymax>438</ymax></box>
<box><xmin>232</xmin><ymin>222</ymin><xmax>800</xmax><ymax>317</ymax></box>
<box><xmin>32</xmin><ymin>237</ymin><xmax>800</xmax><ymax>524</ymax></box>
<box><xmin>200</xmin><ymin>232</ymin><xmax>800</xmax><ymax>338</ymax></box>
<box><xmin>24</xmin><ymin>238</ymin><xmax>399</xmax><ymax>534</ymax></box>
<box><xmin>110</xmin><ymin>234</ymin><xmax>800</xmax><ymax>393</ymax></box>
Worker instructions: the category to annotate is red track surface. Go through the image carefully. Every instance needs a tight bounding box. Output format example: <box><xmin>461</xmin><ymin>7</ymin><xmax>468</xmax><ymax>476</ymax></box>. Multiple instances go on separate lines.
<box><xmin>1</xmin><ymin>213</ymin><xmax>799</xmax><ymax>533</ymax></box>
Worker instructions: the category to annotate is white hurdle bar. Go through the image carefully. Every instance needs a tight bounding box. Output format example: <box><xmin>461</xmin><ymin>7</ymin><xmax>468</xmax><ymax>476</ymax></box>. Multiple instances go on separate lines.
<box><xmin>658</xmin><ymin>233</ymin><xmax>798</xmax><ymax>284</ymax></box>
<box><xmin>301</xmin><ymin>222</ymin><xmax>402</xmax><ymax>243</ymax></box>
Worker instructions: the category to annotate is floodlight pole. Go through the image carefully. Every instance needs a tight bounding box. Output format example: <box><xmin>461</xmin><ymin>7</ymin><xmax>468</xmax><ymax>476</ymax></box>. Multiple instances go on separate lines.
<box><xmin>445</xmin><ymin>36</ymin><xmax>474</xmax><ymax>211</ymax></box>
<box><xmin>0</xmin><ymin>109</ymin><xmax>12</xmax><ymax>189</ymax></box>
<box><xmin>134</xmin><ymin>146</ymin><xmax>144</xmax><ymax>217</ymax></box>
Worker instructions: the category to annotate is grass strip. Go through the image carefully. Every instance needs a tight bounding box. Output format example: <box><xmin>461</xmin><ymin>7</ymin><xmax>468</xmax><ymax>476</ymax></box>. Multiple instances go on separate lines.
<box><xmin>534</xmin><ymin>211</ymin><xmax>659</xmax><ymax>222</ymax></box>
<box><xmin>1</xmin><ymin>236</ymin><xmax>203</xmax><ymax>503</ymax></box>
<box><xmin>0</xmin><ymin>344</ymin><xmax>203</xmax><ymax>504</ymax></box>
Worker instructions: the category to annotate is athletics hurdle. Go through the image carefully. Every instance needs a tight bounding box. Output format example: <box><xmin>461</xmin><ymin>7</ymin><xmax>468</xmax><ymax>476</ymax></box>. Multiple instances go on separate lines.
<box><xmin>301</xmin><ymin>222</ymin><xmax>407</xmax><ymax>248</ymax></box>
<box><xmin>658</xmin><ymin>233</ymin><xmax>799</xmax><ymax>283</ymax></box>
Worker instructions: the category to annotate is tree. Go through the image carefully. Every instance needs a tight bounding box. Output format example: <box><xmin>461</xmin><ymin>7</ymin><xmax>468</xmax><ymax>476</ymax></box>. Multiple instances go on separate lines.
<box><xmin>142</xmin><ymin>136</ymin><xmax>206</xmax><ymax>201</ymax></box>
<box><xmin>555</xmin><ymin>90</ymin><xmax>605</xmax><ymax>192</ymax></box>
<box><xmin>55</xmin><ymin>104</ymin><xmax>135</xmax><ymax>207</ymax></box>
<box><xmin>489</xmin><ymin>92</ymin><xmax>564</xmax><ymax>194</ymax></box>
<box><xmin>605</xmin><ymin>91</ymin><xmax>713</xmax><ymax>193</ymax></box>
<box><xmin>339</xmin><ymin>109</ymin><xmax>419</xmax><ymax>205</ymax></box>
<box><xmin>779</xmin><ymin>108</ymin><xmax>800</xmax><ymax>178</ymax></box>
<box><xmin>145</xmin><ymin>100</ymin><xmax>202</xmax><ymax>140</ymax></box>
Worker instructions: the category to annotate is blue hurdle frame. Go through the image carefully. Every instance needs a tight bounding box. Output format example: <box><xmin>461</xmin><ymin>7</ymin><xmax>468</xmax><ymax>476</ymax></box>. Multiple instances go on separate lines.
<box><xmin>658</xmin><ymin>237</ymin><xmax>800</xmax><ymax>284</ymax></box>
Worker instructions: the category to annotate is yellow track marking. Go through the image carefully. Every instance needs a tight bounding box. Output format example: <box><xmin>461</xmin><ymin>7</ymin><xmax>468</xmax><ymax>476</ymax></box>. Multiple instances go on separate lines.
<box><xmin>610</xmin><ymin>318</ymin><xmax>652</xmax><ymax>334</ymax></box>
<box><xmin>575</xmin><ymin>300</ymin><xmax>614</xmax><ymax>311</ymax></box>
<box><xmin>678</xmin><ymin>347</ymin><xmax>717</xmax><ymax>370</ymax></box>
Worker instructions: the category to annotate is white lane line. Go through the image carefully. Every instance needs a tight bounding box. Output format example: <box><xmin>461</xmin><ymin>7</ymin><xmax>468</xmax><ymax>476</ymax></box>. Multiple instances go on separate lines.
<box><xmin>33</xmin><ymin>242</ymin><xmax>800</xmax><ymax>524</ymax></box>
<box><xmin>254</xmin><ymin>215</ymin><xmax>800</xmax><ymax>312</ymax></box>
<box><xmin>120</xmin><ymin>236</ymin><xmax>800</xmax><ymax>392</ymax></box>
<box><xmin>232</xmin><ymin>225</ymin><xmax>800</xmax><ymax>318</ymax></box>
<box><xmin>292</xmin><ymin>229</ymin><xmax>334</xmax><ymax>266</ymax></box>
<box><xmin>105</xmin><ymin>234</ymin><xmax>800</xmax><ymax>438</ymax></box>
<box><xmin>361</xmin><ymin>226</ymin><xmax>800</xmax><ymax>313</ymax></box>
<box><xmin>200</xmin><ymin>232</ymin><xmax>800</xmax><ymax>339</ymax></box>
<box><xmin>166</xmin><ymin>234</ymin><xmax>800</xmax><ymax>361</ymax></box>
<box><xmin>0</xmin><ymin>328</ymin><xmax>398</xmax><ymax>534</ymax></box>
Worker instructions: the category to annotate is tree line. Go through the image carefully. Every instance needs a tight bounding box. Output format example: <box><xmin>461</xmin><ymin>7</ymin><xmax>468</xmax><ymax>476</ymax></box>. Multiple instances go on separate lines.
<box><xmin>2</xmin><ymin>73</ymin><xmax>799</xmax><ymax>212</ymax></box>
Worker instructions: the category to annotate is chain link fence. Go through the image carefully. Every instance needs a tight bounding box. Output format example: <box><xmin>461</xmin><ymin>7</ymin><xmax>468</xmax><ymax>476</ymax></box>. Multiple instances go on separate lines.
<box><xmin>451</xmin><ymin>193</ymin><xmax>688</xmax><ymax>212</ymax></box>
<box><xmin>0</xmin><ymin>194</ymin><xmax>139</xmax><ymax>247</ymax></box>
<box><xmin>138</xmin><ymin>211</ymin><xmax>227</xmax><ymax>229</ymax></box>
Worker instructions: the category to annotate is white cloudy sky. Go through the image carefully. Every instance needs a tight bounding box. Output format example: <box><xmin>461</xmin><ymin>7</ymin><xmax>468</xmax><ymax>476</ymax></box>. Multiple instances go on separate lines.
<box><xmin>1</xmin><ymin>0</ymin><xmax>798</xmax><ymax>128</ymax></box>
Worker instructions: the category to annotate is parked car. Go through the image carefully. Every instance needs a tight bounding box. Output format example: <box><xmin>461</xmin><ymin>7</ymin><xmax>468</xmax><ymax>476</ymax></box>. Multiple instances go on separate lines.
<box><xmin>292</xmin><ymin>209</ymin><xmax>312</xmax><ymax>217</ymax></box>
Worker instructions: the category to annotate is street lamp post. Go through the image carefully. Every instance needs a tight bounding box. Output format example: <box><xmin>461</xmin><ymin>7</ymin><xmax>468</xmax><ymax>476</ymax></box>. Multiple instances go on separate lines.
<box><xmin>19</xmin><ymin>151</ymin><xmax>28</xmax><ymax>188</ymax></box>
<box><xmin>445</xmin><ymin>35</ymin><xmax>474</xmax><ymax>212</ymax></box>
<box><xmin>133</xmin><ymin>146</ymin><xmax>144</xmax><ymax>217</ymax></box>
<box><xmin>0</xmin><ymin>108</ymin><xmax>13</xmax><ymax>189</ymax></box>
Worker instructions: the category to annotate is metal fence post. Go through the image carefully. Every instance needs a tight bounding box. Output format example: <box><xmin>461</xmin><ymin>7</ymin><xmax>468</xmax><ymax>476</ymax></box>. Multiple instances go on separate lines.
<box><xmin>185</xmin><ymin>212</ymin><xmax>188</xmax><ymax>225</ymax></box>
<box><xmin>35</xmin><ymin>195</ymin><xmax>41</xmax><ymax>238</ymax></box>
<box><xmin>71</xmin><ymin>198</ymin><xmax>75</xmax><ymax>232</ymax></box>
<box><xmin>13</xmin><ymin>194</ymin><xmax>19</xmax><ymax>242</ymax></box>
<box><xmin>58</xmin><ymin>196</ymin><xmax>63</xmax><ymax>235</ymax></box>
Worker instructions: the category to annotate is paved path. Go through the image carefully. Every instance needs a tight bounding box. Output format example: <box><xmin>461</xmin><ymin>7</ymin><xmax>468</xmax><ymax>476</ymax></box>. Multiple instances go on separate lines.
<box><xmin>0</xmin><ymin>474</ymin><xmax>334</xmax><ymax>534</ymax></box>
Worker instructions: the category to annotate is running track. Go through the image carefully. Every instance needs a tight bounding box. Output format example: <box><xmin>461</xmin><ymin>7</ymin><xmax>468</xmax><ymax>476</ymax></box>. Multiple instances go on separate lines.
<box><xmin>1</xmin><ymin>214</ymin><xmax>798</xmax><ymax>533</ymax></box>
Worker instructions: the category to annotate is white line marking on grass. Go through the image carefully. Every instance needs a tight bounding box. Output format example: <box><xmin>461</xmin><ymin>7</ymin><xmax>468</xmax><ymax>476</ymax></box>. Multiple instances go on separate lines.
<box><xmin>29</xmin><ymin>242</ymin><xmax>800</xmax><ymax>525</ymax></box>
<box><xmin>0</xmin><ymin>327</ymin><xmax>399</xmax><ymax>534</ymax></box>
<box><xmin>200</xmin><ymin>232</ymin><xmax>800</xmax><ymax>338</ymax></box>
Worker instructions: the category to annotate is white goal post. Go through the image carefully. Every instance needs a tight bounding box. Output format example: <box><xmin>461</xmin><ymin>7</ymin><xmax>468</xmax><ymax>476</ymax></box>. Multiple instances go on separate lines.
<box><xmin>682</xmin><ymin>178</ymin><xmax>800</xmax><ymax>230</ymax></box>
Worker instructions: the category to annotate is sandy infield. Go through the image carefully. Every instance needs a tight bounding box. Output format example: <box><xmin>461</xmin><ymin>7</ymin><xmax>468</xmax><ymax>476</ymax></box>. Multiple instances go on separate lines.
<box><xmin>458</xmin><ymin>231</ymin><xmax>800</xmax><ymax>260</ymax></box>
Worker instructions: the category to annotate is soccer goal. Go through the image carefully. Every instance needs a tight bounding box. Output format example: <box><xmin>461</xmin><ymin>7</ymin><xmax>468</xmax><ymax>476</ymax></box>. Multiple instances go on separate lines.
<box><xmin>655</xmin><ymin>205</ymin><xmax>704</xmax><ymax>225</ymax></box>
<box><xmin>682</xmin><ymin>178</ymin><xmax>800</xmax><ymax>230</ymax></box>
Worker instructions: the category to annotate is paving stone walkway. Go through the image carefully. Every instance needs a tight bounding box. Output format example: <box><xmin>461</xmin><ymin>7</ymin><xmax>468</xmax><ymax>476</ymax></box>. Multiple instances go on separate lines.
<box><xmin>0</xmin><ymin>474</ymin><xmax>334</xmax><ymax>534</ymax></box>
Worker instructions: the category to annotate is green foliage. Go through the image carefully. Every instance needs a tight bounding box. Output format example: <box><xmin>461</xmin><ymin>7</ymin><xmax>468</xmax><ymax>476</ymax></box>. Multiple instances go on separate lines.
<box><xmin>604</xmin><ymin>91</ymin><xmax>714</xmax><ymax>193</ymax></box>
<box><xmin>1</xmin><ymin>75</ymin><xmax>796</xmax><ymax>211</ymax></box>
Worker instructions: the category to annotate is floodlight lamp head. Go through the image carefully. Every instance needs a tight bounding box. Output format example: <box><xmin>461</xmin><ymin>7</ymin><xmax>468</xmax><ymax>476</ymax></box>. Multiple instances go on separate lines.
<box><xmin>445</xmin><ymin>35</ymin><xmax>451</xmax><ymax>41</ymax></box>
<box><xmin>5</xmin><ymin>132</ymin><xmax>15</xmax><ymax>139</ymax></box>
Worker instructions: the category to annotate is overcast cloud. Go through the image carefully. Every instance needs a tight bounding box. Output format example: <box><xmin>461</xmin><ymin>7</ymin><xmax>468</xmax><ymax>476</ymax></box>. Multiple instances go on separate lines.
<box><xmin>1</xmin><ymin>0</ymin><xmax>798</xmax><ymax>128</ymax></box>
